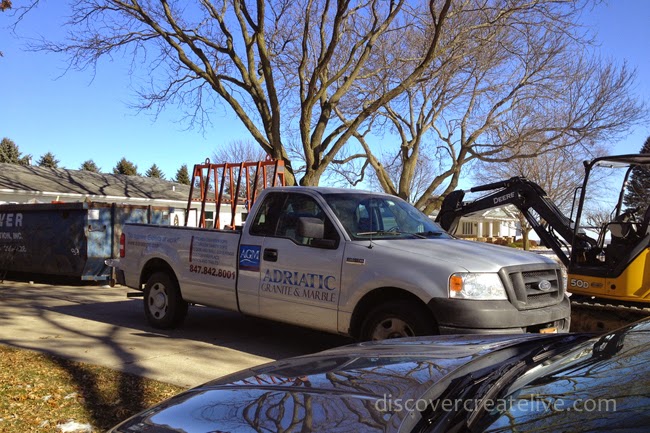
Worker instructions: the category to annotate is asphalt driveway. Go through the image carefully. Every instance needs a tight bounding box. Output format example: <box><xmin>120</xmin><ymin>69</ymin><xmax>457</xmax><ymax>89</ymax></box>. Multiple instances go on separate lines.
<box><xmin>0</xmin><ymin>281</ymin><xmax>350</xmax><ymax>388</ymax></box>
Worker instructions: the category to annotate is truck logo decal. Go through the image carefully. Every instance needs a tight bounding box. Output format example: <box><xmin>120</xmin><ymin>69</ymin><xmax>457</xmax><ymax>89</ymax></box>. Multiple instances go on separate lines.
<box><xmin>538</xmin><ymin>280</ymin><xmax>552</xmax><ymax>291</ymax></box>
<box><xmin>239</xmin><ymin>245</ymin><xmax>261</xmax><ymax>271</ymax></box>
<box><xmin>261</xmin><ymin>268</ymin><xmax>338</xmax><ymax>303</ymax></box>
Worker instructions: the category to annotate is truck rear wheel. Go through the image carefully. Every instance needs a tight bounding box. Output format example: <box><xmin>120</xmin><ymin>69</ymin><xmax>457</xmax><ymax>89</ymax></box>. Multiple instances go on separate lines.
<box><xmin>360</xmin><ymin>300</ymin><xmax>436</xmax><ymax>341</ymax></box>
<box><xmin>144</xmin><ymin>272</ymin><xmax>188</xmax><ymax>329</ymax></box>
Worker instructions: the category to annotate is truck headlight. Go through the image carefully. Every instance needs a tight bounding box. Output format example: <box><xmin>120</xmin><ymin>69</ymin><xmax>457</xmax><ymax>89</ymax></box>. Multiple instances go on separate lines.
<box><xmin>449</xmin><ymin>273</ymin><xmax>507</xmax><ymax>300</ymax></box>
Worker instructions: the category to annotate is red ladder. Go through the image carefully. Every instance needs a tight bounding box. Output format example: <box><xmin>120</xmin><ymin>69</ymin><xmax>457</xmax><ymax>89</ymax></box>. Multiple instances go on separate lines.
<box><xmin>185</xmin><ymin>158</ymin><xmax>286</xmax><ymax>229</ymax></box>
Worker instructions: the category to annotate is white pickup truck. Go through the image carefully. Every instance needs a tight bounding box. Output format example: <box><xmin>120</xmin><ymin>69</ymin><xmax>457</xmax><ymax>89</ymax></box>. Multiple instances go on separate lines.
<box><xmin>108</xmin><ymin>187</ymin><xmax>571</xmax><ymax>340</ymax></box>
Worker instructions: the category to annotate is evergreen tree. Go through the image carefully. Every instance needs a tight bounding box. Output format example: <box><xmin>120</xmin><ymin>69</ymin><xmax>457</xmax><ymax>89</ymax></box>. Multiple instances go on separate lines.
<box><xmin>175</xmin><ymin>164</ymin><xmax>191</xmax><ymax>185</ymax></box>
<box><xmin>80</xmin><ymin>159</ymin><xmax>100</xmax><ymax>172</ymax></box>
<box><xmin>145</xmin><ymin>163</ymin><xmax>165</xmax><ymax>179</ymax></box>
<box><xmin>0</xmin><ymin>137</ymin><xmax>31</xmax><ymax>165</ymax></box>
<box><xmin>113</xmin><ymin>157</ymin><xmax>139</xmax><ymax>176</ymax></box>
<box><xmin>623</xmin><ymin>136</ymin><xmax>650</xmax><ymax>213</ymax></box>
<box><xmin>37</xmin><ymin>151</ymin><xmax>60</xmax><ymax>168</ymax></box>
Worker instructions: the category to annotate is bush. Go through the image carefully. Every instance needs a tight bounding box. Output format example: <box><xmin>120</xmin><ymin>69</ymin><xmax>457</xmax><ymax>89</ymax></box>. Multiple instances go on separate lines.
<box><xmin>507</xmin><ymin>239</ymin><xmax>539</xmax><ymax>249</ymax></box>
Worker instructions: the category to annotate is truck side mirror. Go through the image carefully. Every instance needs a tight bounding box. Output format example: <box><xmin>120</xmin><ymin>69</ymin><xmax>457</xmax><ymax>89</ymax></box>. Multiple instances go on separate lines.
<box><xmin>298</xmin><ymin>217</ymin><xmax>325</xmax><ymax>239</ymax></box>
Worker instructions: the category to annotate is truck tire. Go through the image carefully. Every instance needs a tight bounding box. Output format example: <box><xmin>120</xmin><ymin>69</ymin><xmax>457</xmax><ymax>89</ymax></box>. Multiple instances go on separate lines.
<box><xmin>359</xmin><ymin>300</ymin><xmax>437</xmax><ymax>341</ymax></box>
<box><xmin>144</xmin><ymin>272</ymin><xmax>188</xmax><ymax>329</ymax></box>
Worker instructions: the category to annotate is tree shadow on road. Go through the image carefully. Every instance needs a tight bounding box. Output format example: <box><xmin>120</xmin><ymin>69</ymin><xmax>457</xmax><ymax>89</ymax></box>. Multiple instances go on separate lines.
<box><xmin>0</xmin><ymin>282</ymin><xmax>352</xmax><ymax>429</ymax></box>
<box><xmin>0</xmin><ymin>285</ymin><xmax>163</xmax><ymax>429</ymax></box>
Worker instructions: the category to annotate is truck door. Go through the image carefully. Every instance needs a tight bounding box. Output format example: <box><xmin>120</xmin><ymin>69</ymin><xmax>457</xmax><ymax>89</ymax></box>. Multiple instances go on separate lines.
<box><xmin>241</xmin><ymin>191</ymin><xmax>344</xmax><ymax>333</ymax></box>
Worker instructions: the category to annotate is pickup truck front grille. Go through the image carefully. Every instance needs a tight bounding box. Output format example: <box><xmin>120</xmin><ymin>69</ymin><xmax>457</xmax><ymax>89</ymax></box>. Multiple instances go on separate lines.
<box><xmin>500</xmin><ymin>266</ymin><xmax>564</xmax><ymax>310</ymax></box>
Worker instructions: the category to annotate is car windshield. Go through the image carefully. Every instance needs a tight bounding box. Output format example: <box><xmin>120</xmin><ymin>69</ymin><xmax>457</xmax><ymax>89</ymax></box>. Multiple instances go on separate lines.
<box><xmin>322</xmin><ymin>193</ymin><xmax>450</xmax><ymax>240</ymax></box>
<box><xmin>414</xmin><ymin>323</ymin><xmax>650</xmax><ymax>433</ymax></box>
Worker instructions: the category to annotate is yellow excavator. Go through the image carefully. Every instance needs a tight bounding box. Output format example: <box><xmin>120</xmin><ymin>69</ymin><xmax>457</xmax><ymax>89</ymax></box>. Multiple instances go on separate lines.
<box><xmin>436</xmin><ymin>154</ymin><xmax>650</xmax><ymax>330</ymax></box>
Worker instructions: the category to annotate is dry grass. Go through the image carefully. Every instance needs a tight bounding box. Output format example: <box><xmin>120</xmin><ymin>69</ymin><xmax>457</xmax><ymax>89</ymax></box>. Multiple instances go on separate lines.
<box><xmin>0</xmin><ymin>345</ymin><xmax>186</xmax><ymax>432</ymax></box>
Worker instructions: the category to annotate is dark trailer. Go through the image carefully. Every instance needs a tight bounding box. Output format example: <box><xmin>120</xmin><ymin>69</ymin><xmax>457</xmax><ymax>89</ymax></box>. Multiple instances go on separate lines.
<box><xmin>0</xmin><ymin>202</ymin><xmax>172</xmax><ymax>282</ymax></box>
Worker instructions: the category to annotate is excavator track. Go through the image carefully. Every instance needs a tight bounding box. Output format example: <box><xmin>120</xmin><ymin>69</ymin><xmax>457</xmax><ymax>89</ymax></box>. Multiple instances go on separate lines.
<box><xmin>570</xmin><ymin>295</ymin><xmax>650</xmax><ymax>332</ymax></box>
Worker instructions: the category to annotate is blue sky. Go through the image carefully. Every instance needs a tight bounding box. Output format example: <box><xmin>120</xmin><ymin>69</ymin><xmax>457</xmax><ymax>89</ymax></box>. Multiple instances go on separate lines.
<box><xmin>1</xmin><ymin>1</ymin><xmax>649</xmax><ymax>181</ymax></box>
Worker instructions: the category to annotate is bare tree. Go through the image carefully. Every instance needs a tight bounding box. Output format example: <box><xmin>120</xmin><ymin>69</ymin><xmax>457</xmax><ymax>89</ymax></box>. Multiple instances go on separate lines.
<box><xmin>333</xmin><ymin>2</ymin><xmax>645</xmax><ymax>211</ymax></box>
<box><xmin>24</xmin><ymin>0</ymin><xmax>457</xmax><ymax>186</ymax></box>
<box><xmin>212</xmin><ymin>139</ymin><xmax>278</xmax><ymax>199</ymax></box>
<box><xmin>212</xmin><ymin>139</ymin><xmax>267</xmax><ymax>164</ymax></box>
<box><xmin>0</xmin><ymin>0</ymin><xmax>10</xmax><ymax>56</ymax></box>
<box><xmin>19</xmin><ymin>1</ymin><xmax>644</xmax><ymax>193</ymax></box>
<box><xmin>585</xmin><ymin>207</ymin><xmax>613</xmax><ymax>236</ymax></box>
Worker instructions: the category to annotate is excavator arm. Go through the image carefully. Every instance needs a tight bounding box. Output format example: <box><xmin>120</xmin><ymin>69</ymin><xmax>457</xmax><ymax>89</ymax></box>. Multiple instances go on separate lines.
<box><xmin>435</xmin><ymin>177</ymin><xmax>596</xmax><ymax>267</ymax></box>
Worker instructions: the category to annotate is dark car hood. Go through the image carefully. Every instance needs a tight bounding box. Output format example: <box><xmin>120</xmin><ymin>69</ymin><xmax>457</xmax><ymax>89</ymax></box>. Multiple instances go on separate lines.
<box><xmin>111</xmin><ymin>333</ymin><xmax>563</xmax><ymax>433</ymax></box>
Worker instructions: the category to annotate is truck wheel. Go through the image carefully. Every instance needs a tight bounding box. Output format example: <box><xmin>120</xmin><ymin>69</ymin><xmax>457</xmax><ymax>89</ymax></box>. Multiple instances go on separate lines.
<box><xmin>359</xmin><ymin>300</ymin><xmax>436</xmax><ymax>341</ymax></box>
<box><xmin>144</xmin><ymin>272</ymin><xmax>188</xmax><ymax>329</ymax></box>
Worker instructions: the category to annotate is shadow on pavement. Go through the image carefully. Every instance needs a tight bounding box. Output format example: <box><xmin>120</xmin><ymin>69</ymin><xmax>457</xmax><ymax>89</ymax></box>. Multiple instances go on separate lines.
<box><xmin>49</xmin><ymin>298</ymin><xmax>353</xmax><ymax>359</ymax></box>
<box><xmin>0</xmin><ymin>281</ymin><xmax>352</xmax><ymax>429</ymax></box>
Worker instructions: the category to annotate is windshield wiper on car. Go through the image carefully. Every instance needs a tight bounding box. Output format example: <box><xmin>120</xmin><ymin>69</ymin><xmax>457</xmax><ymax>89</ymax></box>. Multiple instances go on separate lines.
<box><xmin>356</xmin><ymin>230</ymin><xmax>428</xmax><ymax>239</ymax></box>
<box><xmin>416</xmin><ymin>359</ymin><xmax>523</xmax><ymax>433</ymax></box>
<box><xmin>464</xmin><ymin>336</ymin><xmax>590</xmax><ymax>432</ymax></box>
<box><xmin>416</xmin><ymin>231</ymin><xmax>445</xmax><ymax>237</ymax></box>
<box><xmin>415</xmin><ymin>335</ymin><xmax>588</xmax><ymax>433</ymax></box>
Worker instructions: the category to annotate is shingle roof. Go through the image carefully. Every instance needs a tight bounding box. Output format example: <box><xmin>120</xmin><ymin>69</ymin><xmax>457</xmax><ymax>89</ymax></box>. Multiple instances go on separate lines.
<box><xmin>0</xmin><ymin>163</ymin><xmax>191</xmax><ymax>201</ymax></box>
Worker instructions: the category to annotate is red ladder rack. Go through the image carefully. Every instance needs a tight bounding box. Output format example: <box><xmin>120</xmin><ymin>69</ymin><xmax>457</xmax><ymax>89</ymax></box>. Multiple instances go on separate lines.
<box><xmin>185</xmin><ymin>158</ymin><xmax>286</xmax><ymax>229</ymax></box>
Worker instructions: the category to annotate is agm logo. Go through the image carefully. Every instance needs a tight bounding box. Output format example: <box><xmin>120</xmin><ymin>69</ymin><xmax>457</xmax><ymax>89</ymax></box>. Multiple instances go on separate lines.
<box><xmin>239</xmin><ymin>245</ymin><xmax>261</xmax><ymax>271</ymax></box>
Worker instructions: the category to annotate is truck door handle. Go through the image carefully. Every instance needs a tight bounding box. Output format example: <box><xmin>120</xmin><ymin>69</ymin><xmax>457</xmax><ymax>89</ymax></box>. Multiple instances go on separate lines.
<box><xmin>263</xmin><ymin>248</ymin><xmax>278</xmax><ymax>262</ymax></box>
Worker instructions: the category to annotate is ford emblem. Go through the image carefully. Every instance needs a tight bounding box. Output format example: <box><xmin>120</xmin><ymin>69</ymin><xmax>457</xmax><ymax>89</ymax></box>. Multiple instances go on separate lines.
<box><xmin>538</xmin><ymin>280</ymin><xmax>552</xmax><ymax>291</ymax></box>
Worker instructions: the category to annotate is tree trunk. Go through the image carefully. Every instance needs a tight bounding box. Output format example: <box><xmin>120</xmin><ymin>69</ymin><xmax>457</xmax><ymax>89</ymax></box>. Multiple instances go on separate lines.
<box><xmin>522</xmin><ymin>229</ymin><xmax>530</xmax><ymax>251</ymax></box>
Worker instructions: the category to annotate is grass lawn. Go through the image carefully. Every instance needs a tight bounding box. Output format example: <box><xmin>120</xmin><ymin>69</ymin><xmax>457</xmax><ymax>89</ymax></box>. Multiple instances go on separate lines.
<box><xmin>0</xmin><ymin>345</ymin><xmax>186</xmax><ymax>432</ymax></box>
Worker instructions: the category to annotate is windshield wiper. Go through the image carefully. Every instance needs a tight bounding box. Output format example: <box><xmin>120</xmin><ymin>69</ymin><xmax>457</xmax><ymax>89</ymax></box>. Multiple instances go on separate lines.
<box><xmin>415</xmin><ymin>335</ymin><xmax>587</xmax><ymax>433</ymax></box>
<box><xmin>465</xmin><ymin>336</ymin><xmax>588</xmax><ymax>431</ymax></box>
<box><xmin>356</xmin><ymin>230</ymin><xmax>428</xmax><ymax>239</ymax></box>
<box><xmin>416</xmin><ymin>231</ymin><xmax>445</xmax><ymax>237</ymax></box>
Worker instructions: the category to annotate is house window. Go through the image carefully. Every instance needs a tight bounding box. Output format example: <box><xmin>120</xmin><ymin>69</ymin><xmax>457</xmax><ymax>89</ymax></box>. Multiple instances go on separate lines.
<box><xmin>461</xmin><ymin>221</ymin><xmax>474</xmax><ymax>235</ymax></box>
<box><xmin>204</xmin><ymin>211</ymin><xmax>215</xmax><ymax>229</ymax></box>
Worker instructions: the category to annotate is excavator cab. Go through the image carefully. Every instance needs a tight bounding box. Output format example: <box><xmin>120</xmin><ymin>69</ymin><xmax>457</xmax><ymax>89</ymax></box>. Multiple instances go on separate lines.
<box><xmin>579</xmin><ymin>157</ymin><xmax>649</xmax><ymax>244</ymax></box>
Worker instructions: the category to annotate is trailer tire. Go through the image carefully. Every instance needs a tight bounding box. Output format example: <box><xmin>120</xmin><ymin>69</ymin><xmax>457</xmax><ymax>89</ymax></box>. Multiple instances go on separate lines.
<box><xmin>144</xmin><ymin>271</ymin><xmax>188</xmax><ymax>329</ymax></box>
<box><xmin>359</xmin><ymin>300</ymin><xmax>436</xmax><ymax>341</ymax></box>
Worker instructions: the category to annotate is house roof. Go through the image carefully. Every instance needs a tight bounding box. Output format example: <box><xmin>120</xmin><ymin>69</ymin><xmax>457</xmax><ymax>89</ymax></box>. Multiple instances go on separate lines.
<box><xmin>479</xmin><ymin>206</ymin><xmax>519</xmax><ymax>220</ymax></box>
<box><xmin>429</xmin><ymin>205</ymin><xmax>519</xmax><ymax>221</ymax></box>
<box><xmin>0</xmin><ymin>163</ymin><xmax>191</xmax><ymax>201</ymax></box>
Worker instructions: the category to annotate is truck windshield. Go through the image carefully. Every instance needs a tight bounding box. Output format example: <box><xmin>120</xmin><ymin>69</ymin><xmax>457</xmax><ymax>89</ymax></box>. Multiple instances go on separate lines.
<box><xmin>322</xmin><ymin>193</ymin><xmax>451</xmax><ymax>240</ymax></box>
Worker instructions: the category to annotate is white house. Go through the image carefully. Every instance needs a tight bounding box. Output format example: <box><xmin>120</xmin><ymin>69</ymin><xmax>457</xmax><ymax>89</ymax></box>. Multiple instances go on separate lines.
<box><xmin>432</xmin><ymin>206</ymin><xmax>520</xmax><ymax>243</ymax></box>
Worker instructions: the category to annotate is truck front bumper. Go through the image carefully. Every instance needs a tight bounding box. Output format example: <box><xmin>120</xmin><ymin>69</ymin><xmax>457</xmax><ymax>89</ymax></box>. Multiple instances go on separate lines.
<box><xmin>428</xmin><ymin>296</ymin><xmax>571</xmax><ymax>334</ymax></box>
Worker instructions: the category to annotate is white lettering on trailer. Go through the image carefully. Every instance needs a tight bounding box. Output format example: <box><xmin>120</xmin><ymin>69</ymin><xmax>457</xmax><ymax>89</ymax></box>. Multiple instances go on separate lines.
<box><xmin>0</xmin><ymin>213</ymin><xmax>23</xmax><ymax>228</ymax></box>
